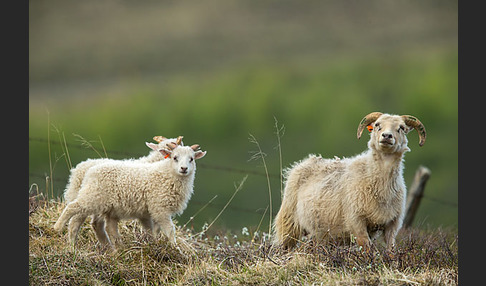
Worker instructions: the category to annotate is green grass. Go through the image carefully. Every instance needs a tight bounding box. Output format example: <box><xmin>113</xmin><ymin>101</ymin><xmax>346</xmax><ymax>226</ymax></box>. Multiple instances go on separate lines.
<box><xmin>29</xmin><ymin>196</ymin><xmax>457</xmax><ymax>285</ymax></box>
<box><xmin>29</xmin><ymin>50</ymin><xmax>458</xmax><ymax>230</ymax></box>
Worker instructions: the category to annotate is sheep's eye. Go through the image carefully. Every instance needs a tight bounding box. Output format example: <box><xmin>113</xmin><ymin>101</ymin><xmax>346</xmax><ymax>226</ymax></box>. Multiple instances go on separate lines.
<box><xmin>189</xmin><ymin>157</ymin><xmax>194</xmax><ymax>163</ymax></box>
<box><xmin>398</xmin><ymin>125</ymin><xmax>405</xmax><ymax>132</ymax></box>
<box><xmin>173</xmin><ymin>156</ymin><xmax>178</xmax><ymax>162</ymax></box>
<box><xmin>374</xmin><ymin>122</ymin><xmax>381</xmax><ymax>130</ymax></box>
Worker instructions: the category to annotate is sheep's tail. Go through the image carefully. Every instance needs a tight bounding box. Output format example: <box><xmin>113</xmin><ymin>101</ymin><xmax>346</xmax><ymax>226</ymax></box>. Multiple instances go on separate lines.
<box><xmin>272</xmin><ymin>167</ymin><xmax>304</xmax><ymax>249</ymax></box>
<box><xmin>53</xmin><ymin>201</ymin><xmax>83</xmax><ymax>232</ymax></box>
<box><xmin>272</xmin><ymin>201</ymin><xmax>301</xmax><ymax>249</ymax></box>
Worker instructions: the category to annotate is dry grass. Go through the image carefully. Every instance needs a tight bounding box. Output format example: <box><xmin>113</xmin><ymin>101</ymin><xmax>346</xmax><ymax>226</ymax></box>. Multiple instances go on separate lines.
<box><xmin>29</xmin><ymin>197</ymin><xmax>457</xmax><ymax>285</ymax></box>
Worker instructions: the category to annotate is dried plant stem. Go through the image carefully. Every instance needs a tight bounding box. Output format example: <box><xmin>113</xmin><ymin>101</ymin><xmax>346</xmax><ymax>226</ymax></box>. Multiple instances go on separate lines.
<box><xmin>252</xmin><ymin>205</ymin><xmax>268</xmax><ymax>243</ymax></box>
<box><xmin>98</xmin><ymin>135</ymin><xmax>108</xmax><ymax>158</ymax></box>
<box><xmin>183</xmin><ymin>195</ymin><xmax>218</xmax><ymax>229</ymax></box>
<box><xmin>273</xmin><ymin>116</ymin><xmax>285</xmax><ymax>200</ymax></box>
<box><xmin>72</xmin><ymin>133</ymin><xmax>105</xmax><ymax>158</ymax></box>
<box><xmin>249</xmin><ymin>134</ymin><xmax>273</xmax><ymax>238</ymax></box>
<box><xmin>196</xmin><ymin>175</ymin><xmax>248</xmax><ymax>237</ymax></box>
<box><xmin>46</xmin><ymin>109</ymin><xmax>54</xmax><ymax>199</ymax></box>
<box><xmin>52</xmin><ymin>124</ymin><xmax>73</xmax><ymax>170</ymax></box>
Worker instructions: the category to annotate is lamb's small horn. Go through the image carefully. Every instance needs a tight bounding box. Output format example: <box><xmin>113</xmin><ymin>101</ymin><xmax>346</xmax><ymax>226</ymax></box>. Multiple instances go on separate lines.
<box><xmin>190</xmin><ymin>144</ymin><xmax>200</xmax><ymax>151</ymax></box>
<box><xmin>401</xmin><ymin>115</ymin><xmax>427</xmax><ymax>147</ymax></box>
<box><xmin>357</xmin><ymin>112</ymin><xmax>383</xmax><ymax>139</ymax></box>
<box><xmin>176</xmin><ymin>136</ymin><xmax>183</xmax><ymax>146</ymax></box>
<box><xmin>167</xmin><ymin>142</ymin><xmax>177</xmax><ymax>150</ymax></box>
<box><xmin>153</xmin><ymin>136</ymin><xmax>167</xmax><ymax>143</ymax></box>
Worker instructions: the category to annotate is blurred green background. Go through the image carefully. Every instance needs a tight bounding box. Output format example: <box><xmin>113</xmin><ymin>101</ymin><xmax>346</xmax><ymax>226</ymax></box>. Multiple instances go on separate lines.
<box><xmin>29</xmin><ymin>0</ymin><xmax>457</xmax><ymax>233</ymax></box>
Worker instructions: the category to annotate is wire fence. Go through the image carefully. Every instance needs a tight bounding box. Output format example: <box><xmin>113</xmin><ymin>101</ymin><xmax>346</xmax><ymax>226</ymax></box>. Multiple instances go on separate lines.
<box><xmin>29</xmin><ymin>136</ymin><xmax>280</xmax><ymax>218</ymax></box>
<box><xmin>29</xmin><ymin>136</ymin><xmax>457</xmax><ymax>212</ymax></box>
<box><xmin>29</xmin><ymin>136</ymin><xmax>281</xmax><ymax>179</ymax></box>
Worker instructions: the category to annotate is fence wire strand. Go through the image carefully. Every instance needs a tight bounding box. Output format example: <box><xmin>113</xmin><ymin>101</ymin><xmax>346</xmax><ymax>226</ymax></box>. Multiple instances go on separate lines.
<box><xmin>29</xmin><ymin>137</ymin><xmax>457</xmax><ymax>211</ymax></box>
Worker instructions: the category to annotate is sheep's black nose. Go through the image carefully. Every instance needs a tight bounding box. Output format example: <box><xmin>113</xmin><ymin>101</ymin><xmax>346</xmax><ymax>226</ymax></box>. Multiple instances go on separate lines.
<box><xmin>180</xmin><ymin>167</ymin><xmax>188</xmax><ymax>173</ymax></box>
<box><xmin>382</xmin><ymin>132</ymin><xmax>393</xmax><ymax>139</ymax></box>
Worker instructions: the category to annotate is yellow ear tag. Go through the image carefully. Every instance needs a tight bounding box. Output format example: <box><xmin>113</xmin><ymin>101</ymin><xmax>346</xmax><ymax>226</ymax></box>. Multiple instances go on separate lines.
<box><xmin>367</xmin><ymin>125</ymin><xmax>373</xmax><ymax>132</ymax></box>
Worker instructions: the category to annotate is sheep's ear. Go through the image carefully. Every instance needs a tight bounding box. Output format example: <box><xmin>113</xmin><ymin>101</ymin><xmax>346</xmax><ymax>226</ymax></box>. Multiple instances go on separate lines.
<box><xmin>357</xmin><ymin>112</ymin><xmax>383</xmax><ymax>139</ymax></box>
<box><xmin>194</xmin><ymin>150</ymin><xmax>206</xmax><ymax>160</ymax></box>
<box><xmin>158</xmin><ymin>148</ymin><xmax>172</xmax><ymax>159</ymax></box>
<box><xmin>146</xmin><ymin>142</ymin><xmax>160</xmax><ymax>151</ymax></box>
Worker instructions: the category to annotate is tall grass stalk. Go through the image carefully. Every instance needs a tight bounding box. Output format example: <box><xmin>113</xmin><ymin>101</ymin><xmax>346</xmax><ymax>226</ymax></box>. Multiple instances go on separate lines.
<box><xmin>98</xmin><ymin>135</ymin><xmax>108</xmax><ymax>158</ymax></box>
<box><xmin>249</xmin><ymin>134</ymin><xmax>273</xmax><ymax>238</ymax></box>
<box><xmin>72</xmin><ymin>133</ymin><xmax>106</xmax><ymax>158</ymax></box>
<box><xmin>46</xmin><ymin>109</ymin><xmax>54</xmax><ymax>199</ymax></box>
<box><xmin>252</xmin><ymin>205</ymin><xmax>268</xmax><ymax>243</ymax></box>
<box><xmin>195</xmin><ymin>175</ymin><xmax>247</xmax><ymax>237</ymax></box>
<box><xmin>52</xmin><ymin>124</ymin><xmax>72</xmax><ymax>170</ymax></box>
<box><xmin>183</xmin><ymin>195</ymin><xmax>218</xmax><ymax>229</ymax></box>
<box><xmin>273</xmin><ymin>116</ymin><xmax>285</xmax><ymax>200</ymax></box>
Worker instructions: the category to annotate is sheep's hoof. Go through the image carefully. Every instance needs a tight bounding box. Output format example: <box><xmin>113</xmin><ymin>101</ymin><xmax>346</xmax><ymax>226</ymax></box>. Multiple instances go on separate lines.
<box><xmin>356</xmin><ymin>238</ymin><xmax>371</xmax><ymax>253</ymax></box>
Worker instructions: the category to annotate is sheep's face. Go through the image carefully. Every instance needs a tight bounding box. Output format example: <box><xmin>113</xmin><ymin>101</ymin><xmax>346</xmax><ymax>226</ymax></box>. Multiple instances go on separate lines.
<box><xmin>160</xmin><ymin>146</ymin><xmax>206</xmax><ymax>176</ymax></box>
<box><xmin>368</xmin><ymin>114</ymin><xmax>411</xmax><ymax>154</ymax></box>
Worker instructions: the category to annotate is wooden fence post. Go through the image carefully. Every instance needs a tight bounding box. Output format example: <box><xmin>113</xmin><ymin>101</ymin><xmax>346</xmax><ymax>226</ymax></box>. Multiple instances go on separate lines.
<box><xmin>403</xmin><ymin>165</ymin><xmax>431</xmax><ymax>228</ymax></box>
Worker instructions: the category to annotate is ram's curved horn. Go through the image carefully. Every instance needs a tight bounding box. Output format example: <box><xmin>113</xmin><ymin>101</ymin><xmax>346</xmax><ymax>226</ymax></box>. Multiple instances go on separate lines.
<box><xmin>190</xmin><ymin>144</ymin><xmax>200</xmax><ymax>151</ymax></box>
<box><xmin>401</xmin><ymin>115</ymin><xmax>427</xmax><ymax>147</ymax></box>
<box><xmin>176</xmin><ymin>136</ymin><xmax>183</xmax><ymax>146</ymax></box>
<box><xmin>357</xmin><ymin>112</ymin><xmax>383</xmax><ymax>139</ymax></box>
<box><xmin>153</xmin><ymin>136</ymin><xmax>167</xmax><ymax>143</ymax></box>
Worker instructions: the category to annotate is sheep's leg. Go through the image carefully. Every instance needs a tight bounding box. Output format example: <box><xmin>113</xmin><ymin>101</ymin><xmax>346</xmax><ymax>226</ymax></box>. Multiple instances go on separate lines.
<box><xmin>139</xmin><ymin>217</ymin><xmax>154</xmax><ymax>234</ymax></box>
<box><xmin>91</xmin><ymin>215</ymin><xmax>111</xmax><ymax>247</ymax></box>
<box><xmin>152</xmin><ymin>214</ymin><xmax>177</xmax><ymax>245</ymax></box>
<box><xmin>54</xmin><ymin>201</ymin><xmax>83</xmax><ymax>232</ymax></box>
<box><xmin>104</xmin><ymin>215</ymin><xmax>121</xmax><ymax>246</ymax></box>
<box><xmin>67</xmin><ymin>213</ymin><xmax>88</xmax><ymax>245</ymax></box>
<box><xmin>152</xmin><ymin>221</ymin><xmax>161</xmax><ymax>235</ymax></box>
<box><xmin>383</xmin><ymin>218</ymin><xmax>401</xmax><ymax>253</ymax></box>
<box><xmin>350</xmin><ymin>219</ymin><xmax>371</xmax><ymax>252</ymax></box>
<box><xmin>356</xmin><ymin>235</ymin><xmax>371</xmax><ymax>252</ymax></box>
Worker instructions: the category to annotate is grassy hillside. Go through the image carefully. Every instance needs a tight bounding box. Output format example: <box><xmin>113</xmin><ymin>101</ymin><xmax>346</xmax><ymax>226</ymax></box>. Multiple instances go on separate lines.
<box><xmin>29</xmin><ymin>197</ymin><xmax>458</xmax><ymax>285</ymax></box>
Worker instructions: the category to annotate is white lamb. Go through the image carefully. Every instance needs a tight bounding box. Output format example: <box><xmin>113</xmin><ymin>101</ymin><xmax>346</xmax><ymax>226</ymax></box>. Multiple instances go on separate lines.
<box><xmin>61</xmin><ymin>135</ymin><xmax>183</xmax><ymax>247</ymax></box>
<box><xmin>272</xmin><ymin>112</ymin><xmax>426</xmax><ymax>252</ymax></box>
<box><xmin>63</xmin><ymin>135</ymin><xmax>183</xmax><ymax>203</ymax></box>
<box><xmin>54</xmin><ymin>141</ymin><xmax>206</xmax><ymax>248</ymax></box>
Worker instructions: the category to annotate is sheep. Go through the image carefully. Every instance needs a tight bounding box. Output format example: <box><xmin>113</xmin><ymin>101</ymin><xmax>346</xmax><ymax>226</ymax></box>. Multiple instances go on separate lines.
<box><xmin>63</xmin><ymin>135</ymin><xmax>183</xmax><ymax>203</ymax></box>
<box><xmin>272</xmin><ymin>112</ymin><xmax>426</xmax><ymax>252</ymax></box>
<box><xmin>61</xmin><ymin>135</ymin><xmax>183</xmax><ymax>247</ymax></box>
<box><xmin>54</xmin><ymin>139</ymin><xmax>205</xmax><ymax>248</ymax></box>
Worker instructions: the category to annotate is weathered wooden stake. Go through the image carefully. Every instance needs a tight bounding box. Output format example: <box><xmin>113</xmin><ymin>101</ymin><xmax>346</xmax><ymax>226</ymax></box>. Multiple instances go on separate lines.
<box><xmin>403</xmin><ymin>165</ymin><xmax>431</xmax><ymax>228</ymax></box>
